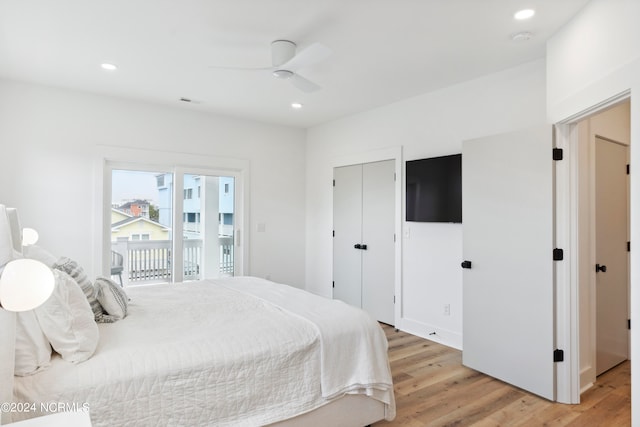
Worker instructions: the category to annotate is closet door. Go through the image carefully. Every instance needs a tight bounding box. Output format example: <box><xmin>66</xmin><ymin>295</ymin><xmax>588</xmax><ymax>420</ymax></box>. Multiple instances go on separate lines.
<box><xmin>362</xmin><ymin>160</ymin><xmax>395</xmax><ymax>325</ymax></box>
<box><xmin>333</xmin><ymin>160</ymin><xmax>395</xmax><ymax>325</ymax></box>
<box><xmin>333</xmin><ymin>164</ymin><xmax>363</xmax><ymax>308</ymax></box>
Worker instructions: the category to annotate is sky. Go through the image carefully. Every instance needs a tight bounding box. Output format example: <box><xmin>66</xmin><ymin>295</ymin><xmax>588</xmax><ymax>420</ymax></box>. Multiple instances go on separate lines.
<box><xmin>112</xmin><ymin>169</ymin><xmax>163</xmax><ymax>205</ymax></box>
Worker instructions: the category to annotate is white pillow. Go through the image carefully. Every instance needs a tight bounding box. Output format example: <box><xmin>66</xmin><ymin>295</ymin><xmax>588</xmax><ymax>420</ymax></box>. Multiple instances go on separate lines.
<box><xmin>23</xmin><ymin>245</ymin><xmax>58</xmax><ymax>268</ymax></box>
<box><xmin>95</xmin><ymin>277</ymin><xmax>129</xmax><ymax>321</ymax></box>
<box><xmin>35</xmin><ymin>270</ymin><xmax>99</xmax><ymax>363</ymax></box>
<box><xmin>14</xmin><ymin>311</ymin><xmax>52</xmax><ymax>376</ymax></box>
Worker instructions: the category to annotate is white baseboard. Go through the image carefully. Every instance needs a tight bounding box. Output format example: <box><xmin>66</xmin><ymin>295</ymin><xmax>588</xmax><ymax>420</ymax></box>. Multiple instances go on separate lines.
<box><xmin>397</xmin><ymin>317</ymin><xmax>462</xmax><ymax>350</ymax></box>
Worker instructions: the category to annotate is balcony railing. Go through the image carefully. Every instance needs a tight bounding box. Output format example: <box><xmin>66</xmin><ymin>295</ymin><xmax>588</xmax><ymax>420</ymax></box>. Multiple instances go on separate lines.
<box><xmin>111</xmin><ymin>237</ymin><xmax>234</xmax><ymax>286</ymax></box>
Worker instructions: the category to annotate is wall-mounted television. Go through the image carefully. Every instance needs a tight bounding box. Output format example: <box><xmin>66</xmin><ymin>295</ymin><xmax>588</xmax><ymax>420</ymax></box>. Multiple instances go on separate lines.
<box><xmin>406</xmin><ymin>154</ymin><xmax>462</xmax><ymax>223</ymax></box>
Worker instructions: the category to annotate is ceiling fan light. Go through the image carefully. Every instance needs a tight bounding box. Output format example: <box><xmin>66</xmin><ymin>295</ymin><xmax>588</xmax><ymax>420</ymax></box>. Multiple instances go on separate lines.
<box><xmin>273</xmin><ymin>69</ymin><xmax>294</xmax><ymax>79</ymax></box>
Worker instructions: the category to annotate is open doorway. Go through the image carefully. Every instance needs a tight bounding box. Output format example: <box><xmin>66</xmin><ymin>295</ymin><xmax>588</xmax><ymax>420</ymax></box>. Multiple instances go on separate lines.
<box><xmin>575</xmin><ymin>100</ymin><xmax>631</xmax><ymax>392</ymax></box>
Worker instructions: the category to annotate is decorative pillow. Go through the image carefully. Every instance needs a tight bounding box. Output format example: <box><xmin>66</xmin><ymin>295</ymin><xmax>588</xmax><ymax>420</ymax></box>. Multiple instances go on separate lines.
<box><xmin>95</xmin><ymin>277</ymin><xmax>129</xmax><ymax>321</ymax></box>
<box><xmin>14</xmin><ymin>311</ymin><xmax>52</xmax><ymax>376</ymax></box>
<box><xmin>35</xmin><ymin>269</ymin><xmax>99</xmax><ymax>363</ymax></box>
<box><xmin>53</xmin><ymin>257</ymin><xmax>104</xmax><ymax>321</ymax></box>
<box><xmin>24</xmin><ymin>245</ymin><xmax>58</xmax><ymax>268</ymax></box>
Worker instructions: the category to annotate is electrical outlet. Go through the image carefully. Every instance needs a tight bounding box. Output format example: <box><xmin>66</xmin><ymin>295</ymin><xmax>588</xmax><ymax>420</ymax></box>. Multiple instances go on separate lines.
<box><xmin>444</xmin><ymin>304</ymin><xmax>450</xmax><ymax>316</ymax></box>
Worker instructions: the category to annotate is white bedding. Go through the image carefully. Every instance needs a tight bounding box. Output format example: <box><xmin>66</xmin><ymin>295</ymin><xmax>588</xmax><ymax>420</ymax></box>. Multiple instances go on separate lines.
<box><xmin>13</xmin><ymin>277</ymin><xmax>394</xmax><ymax>426</ymax></box>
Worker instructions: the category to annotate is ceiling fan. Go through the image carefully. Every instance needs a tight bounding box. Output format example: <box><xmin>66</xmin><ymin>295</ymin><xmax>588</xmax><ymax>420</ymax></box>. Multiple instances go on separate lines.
<box><xmin>211</xmin><ymin>40</ymin><xmax>332</xmax><ymax>93</ymax></box>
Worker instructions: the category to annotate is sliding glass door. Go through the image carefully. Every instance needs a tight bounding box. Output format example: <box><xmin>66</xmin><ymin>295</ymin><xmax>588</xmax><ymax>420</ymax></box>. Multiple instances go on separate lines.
<box><xmin>109</xmin><ymin>168</ymin><xmax>236</xmax><ymax>286</ymax></box>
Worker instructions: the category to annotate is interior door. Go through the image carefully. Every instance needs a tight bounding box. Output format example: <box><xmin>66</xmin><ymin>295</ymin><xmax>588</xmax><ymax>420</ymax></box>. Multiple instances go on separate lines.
<box><xmin>595</xmin><ymin>137</ymin><xmax>629</xmax><ymax>375</ymax></box>
<box><xmin>362</xmin><ymin>160</ymin><xmax>395</xmax><ymax>325</ymax></box>
<box><xmin>333</xmin><ymin>164</ymin><xmax>363</xmax><ymax>308</ymax></box>
<box><xmin>462</xmin><ymin>125</ymin><xmax>555</xmax><ymax>400</ymax></box>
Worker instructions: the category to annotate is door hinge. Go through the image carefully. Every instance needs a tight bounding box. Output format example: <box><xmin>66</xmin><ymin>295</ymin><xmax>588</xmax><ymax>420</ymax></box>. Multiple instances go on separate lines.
<box><xmin>394</xmin><ymin>233</ymin><xmax>396</xmax><ymax>242</ymax></box>
<box><xmin>628</xmin><ymin>241</ymin><xmax>631</xmax><ymax>252</ymax></box>
<box><xmin>394</xmin><ymin>172</ymin><xmax>397</xmax><ymax>181</ymax></box>
<box><xmin>628</xmin><ymin>319</ymin><xmax>631</xmax><ymax>330</ymax></box>
<box><xmin>553</xmin><ymin>349</ymin><xmax>564</xmax><ymax>362</ymax></box>
<box><xmin>552</xmin><ymin>148</ymin><xmax>563</xmax><ymax>161</ymax></box>
<box><xmin>332</xmin><ymin>179</ymin><xmax>335</xmax><ymax>187</ymax></box>
<box><xmin>332</xmin><ymin>230</ymin><xmax>335</xmax><ymax>237</ymax></box>
<box><xmin>393</xmin><ymin>295</ymin><xmax>396</xmax><ymax>304</ymax></box>
<box><xmin>332</xmin><ymin>281</ymin><xmax>335</xmax><ymax>288</ymax></box>
<box><xmin>627</xmin><ymin>164</ymin><xmax>630</xmax><ymax>175</ymax></box>
<box><xmin>553</xmin><ymin>248</ymin><xmax>564</xmax><ymax>261</ymax></box>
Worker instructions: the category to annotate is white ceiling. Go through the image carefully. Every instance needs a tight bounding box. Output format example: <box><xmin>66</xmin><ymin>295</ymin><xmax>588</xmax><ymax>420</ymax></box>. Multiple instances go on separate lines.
<box><xmin>0</xmin><ymin>0</ymin><xmax>590</xmax><ymax>128</ymax></box>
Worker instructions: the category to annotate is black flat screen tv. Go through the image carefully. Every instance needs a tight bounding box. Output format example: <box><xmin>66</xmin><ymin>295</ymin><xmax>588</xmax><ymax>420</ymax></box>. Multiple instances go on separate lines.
<box><xmin>406</xmin><ymin>154</ymin><xmax>462</xmax><ymax>223</ymax></box>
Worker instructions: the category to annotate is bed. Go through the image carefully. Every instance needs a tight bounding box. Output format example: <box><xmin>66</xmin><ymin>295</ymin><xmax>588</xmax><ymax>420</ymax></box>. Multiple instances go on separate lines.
<box><xmin>1</xmin><ymin>206</ymin><xmax>395</xmax><ymax>426</ymax></box>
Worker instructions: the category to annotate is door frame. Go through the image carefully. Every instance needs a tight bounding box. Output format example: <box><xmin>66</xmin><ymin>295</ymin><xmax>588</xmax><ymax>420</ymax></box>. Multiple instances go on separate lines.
<box><xmin>331</xmin><ymin>146</ymin><xmax>403</xmax><ymax>326</ymax></box>
<box><xmin>554</xmin><ymin>90</ymin><xmax>631</xmax><ymax>404</ymax></box>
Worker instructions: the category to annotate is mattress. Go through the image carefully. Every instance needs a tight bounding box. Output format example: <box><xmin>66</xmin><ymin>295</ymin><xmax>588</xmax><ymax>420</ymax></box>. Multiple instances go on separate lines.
<box><xmin>13</xmin><ymin>277</ymin><xmax>394</xmax><ymax>426</ymax></box>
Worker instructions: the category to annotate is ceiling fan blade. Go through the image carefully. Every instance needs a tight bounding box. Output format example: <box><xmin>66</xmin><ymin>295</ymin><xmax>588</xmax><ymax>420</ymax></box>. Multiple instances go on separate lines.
<box><xmin>209</xmin><ymin>65</ymin><xmax>273</xmax><ymax>71</ymax></box>
<box><xmin>290</xmin><ymin>73</ymin><xmax>321</xmax><ymax>93</ymax></box>
<box><xmin>281</xmin><ymin>43</ymin><xmax>332</xmax><ymax>71</ymax></box>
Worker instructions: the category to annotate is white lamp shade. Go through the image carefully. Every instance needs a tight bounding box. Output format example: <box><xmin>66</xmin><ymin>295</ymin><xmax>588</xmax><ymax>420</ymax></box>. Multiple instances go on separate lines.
<box><xmin>22</xmin><ymin>227</ymin><xmax>39</xmax><ymax>246</ymax></box>
<box><xmin>0</xmin><ymin>259</ymin><xmax>54</xmax><ymax>312</ymax></box>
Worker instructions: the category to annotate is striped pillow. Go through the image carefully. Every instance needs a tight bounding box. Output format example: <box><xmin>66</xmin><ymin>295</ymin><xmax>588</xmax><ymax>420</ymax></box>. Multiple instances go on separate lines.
<box><xmin>53</xmin><ymin>257</ymin><xmax>104</xmax><ymax>321</ymax></box>
<box><xmin>95</xmin><ymin>277</ymin><xmax>129</xmax><ymax>322</ymax></box>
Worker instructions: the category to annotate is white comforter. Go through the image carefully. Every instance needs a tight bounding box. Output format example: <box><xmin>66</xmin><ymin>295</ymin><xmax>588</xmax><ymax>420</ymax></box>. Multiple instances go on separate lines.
<box><xmin>13</xmin><ymin>277</ymin><xmax>394</xmax><ymax>426</ymax></box>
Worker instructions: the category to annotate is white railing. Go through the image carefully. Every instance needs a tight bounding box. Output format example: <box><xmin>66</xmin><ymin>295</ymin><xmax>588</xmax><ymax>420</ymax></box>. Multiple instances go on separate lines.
<box><xmin>112</xmin><ymin>237</ymin><xmax>234</xmax><ymax>286</ymax></box>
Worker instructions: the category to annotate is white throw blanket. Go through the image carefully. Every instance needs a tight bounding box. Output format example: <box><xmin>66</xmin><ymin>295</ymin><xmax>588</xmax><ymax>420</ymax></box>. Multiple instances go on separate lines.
<box><xmin>220</xmin><ymin>277</ymin><xmax>396</xmax><ymax>417</ymax></box>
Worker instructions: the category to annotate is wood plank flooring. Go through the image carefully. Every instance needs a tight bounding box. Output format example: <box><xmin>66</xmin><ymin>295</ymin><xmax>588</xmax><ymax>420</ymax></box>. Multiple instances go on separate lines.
<box><xmin>374</xmin><ymin>325</ymin><xmax>630</xmax><ymax>427</ymax></box>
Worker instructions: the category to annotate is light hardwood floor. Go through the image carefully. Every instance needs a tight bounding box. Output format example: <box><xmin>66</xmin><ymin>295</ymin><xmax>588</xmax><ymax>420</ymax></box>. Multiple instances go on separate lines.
<box><xmin>374</xmin><ymin>325</ymin><xmax>630</xmax><ymax>426</ymax></box>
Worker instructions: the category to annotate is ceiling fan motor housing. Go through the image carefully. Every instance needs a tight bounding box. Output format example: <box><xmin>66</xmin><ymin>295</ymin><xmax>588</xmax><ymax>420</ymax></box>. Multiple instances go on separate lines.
<box><xmin>271</xmin><ymin>40</ymin><xmax>296</xmax><ymax>67</ymax></box>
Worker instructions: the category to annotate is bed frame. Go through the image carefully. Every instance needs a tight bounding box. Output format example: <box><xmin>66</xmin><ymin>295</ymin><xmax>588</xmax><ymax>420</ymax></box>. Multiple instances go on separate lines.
<box><xmin>270</xmin><ymin>394</ymin><xmax>386</xmax><ymax>426</ymax></box>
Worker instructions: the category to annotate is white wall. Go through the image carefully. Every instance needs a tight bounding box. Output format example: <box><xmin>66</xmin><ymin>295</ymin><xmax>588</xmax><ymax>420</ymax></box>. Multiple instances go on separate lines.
<box><xmin>547</xmin><ymin>0</ymin><xmax>640</xmax><ymax>418</ymax></box>
<box><xmin>0</xmin><ymin>79</ymin><xmax>307</xmax><ymax>287</ymax></box>
<box><xmin>305</xmin><ymin>59</ymin><xmax>548</xmax><ymax>348</ymax></box>
<box><xmin>547</xmin><ymin>0</ymin><xmax>640</xmax><ymax>122</ymax></box>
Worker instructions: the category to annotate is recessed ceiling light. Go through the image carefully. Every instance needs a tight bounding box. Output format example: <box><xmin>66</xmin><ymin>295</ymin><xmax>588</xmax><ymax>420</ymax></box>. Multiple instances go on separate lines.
<box><xmin>291</xmin><ymin>102</ymin><xmax>303</xmax><ymax>109</ymax></box>
<box><xmin>514</xmin><ymin>9</ymin><xmax>535</xmax><ymax>20</ymax></box>
<box><xmin>101</xmin><ymin>63</ymin><xmax>118</xmax><ymax>71</ymax></box>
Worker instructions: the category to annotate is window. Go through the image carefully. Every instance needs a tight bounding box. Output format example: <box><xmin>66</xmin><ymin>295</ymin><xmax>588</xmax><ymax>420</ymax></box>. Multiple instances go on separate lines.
<box><xmin>131</xmin><ymin>233</ymin><xmax>150</xmax><ymax>241</ymax></box>
<box><xmin>184</xmin><ymin>188</ymin><xmax>193</xmax><ymax>200</ymax></box>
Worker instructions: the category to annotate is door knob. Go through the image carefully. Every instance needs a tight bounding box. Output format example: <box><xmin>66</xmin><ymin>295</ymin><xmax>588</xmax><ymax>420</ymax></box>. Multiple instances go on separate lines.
<box><xmin>354</xmin><ymin>244</ymin><xmax>362</xmax><ymax>249</ymax></box>
<box><xmin>595</xmin><ymin>264</ymin><xmax>607</xmax><ymax>273</ymax></box>
<box><xmin>461</xmin><ymin>260</ymin><xmax>472</xmax><ymax>269</ymax></box>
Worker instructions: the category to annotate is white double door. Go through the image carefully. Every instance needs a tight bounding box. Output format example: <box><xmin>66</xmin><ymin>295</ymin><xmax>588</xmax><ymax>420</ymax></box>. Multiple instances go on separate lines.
<box><xmin>333</xmin><ymin>160</ymin><xmax>395</xmax><ymax>325</ymax></box>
